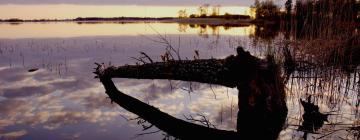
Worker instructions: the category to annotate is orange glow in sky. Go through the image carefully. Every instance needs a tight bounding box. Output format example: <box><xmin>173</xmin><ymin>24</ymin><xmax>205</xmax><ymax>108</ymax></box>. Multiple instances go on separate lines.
<box><xmin>0</xmin><ymin>4</ymin><xmax>251</xmax><ymax>19</ymax></box>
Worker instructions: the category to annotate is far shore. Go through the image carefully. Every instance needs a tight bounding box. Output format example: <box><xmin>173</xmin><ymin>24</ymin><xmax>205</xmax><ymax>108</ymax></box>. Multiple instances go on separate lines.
<box><xmin>0</xmin><ymin>17</ymin><xmax>253</xmax><ymax>26</ymax></box>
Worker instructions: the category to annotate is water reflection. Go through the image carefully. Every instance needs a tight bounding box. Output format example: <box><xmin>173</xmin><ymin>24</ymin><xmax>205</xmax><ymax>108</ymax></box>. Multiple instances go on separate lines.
<box><xmin>0</xmin><ymin>22</ymin><xmax>254</xmax><ymax>39</ymax></box>
<box><xmin>0</xmin><ymin>22</ymin><xmax>358</xmax><ymax>139</ymax></box>
<box><xmin>282</xmin><ymin>66</ymin><xmax>359</xmax><ymax>139</ymax></box>
<box><xmin>0</xmin><ymin>35</ymin><xmax>243</xmax><ymax>139</ymax></box>
<box><xmin>178</xmin><ymin>23</ymin><xmax>253</xmax><ymax>38</ymax></box>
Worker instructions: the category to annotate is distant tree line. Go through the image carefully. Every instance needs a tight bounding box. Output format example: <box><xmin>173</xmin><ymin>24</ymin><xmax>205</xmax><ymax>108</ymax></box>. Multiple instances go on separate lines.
<box><xmin>74</xmin><ymin>17</ymin><xmax>172</xmax><ymax>21</ymax></box>
<box><xmin>1</xmin><ymin>18</ymin><xmax>24</xmax><ymax>22</ymax></box>
<box><xmin>178</xmin><ymin>4</ymin><xmax>250</xmax><ymax>20</ymax></box>
<box><xmin>0</xmin><ymin>18</ymin><xmax>63</xmax><ymax>22</ymax></box>
<box><xmin>0</xmin><ymin>17</ymin><xmax>178</xmax><ymax>23</ymax></box>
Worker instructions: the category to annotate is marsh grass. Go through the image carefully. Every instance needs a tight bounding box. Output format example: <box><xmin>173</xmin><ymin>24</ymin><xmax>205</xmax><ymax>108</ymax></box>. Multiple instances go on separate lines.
<box><xmin>284</xmin><ymin>1</ymin><xmax>358</xmax><ymax>67</ymax></box>
<box><xmin>271</xmin><ymin>0</ymin><xmax>360</xmax><ymax>139</ymax></box>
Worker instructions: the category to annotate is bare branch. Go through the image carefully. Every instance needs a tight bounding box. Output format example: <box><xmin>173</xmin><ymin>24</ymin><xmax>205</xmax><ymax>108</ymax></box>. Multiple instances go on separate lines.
<box><xmin>130</xmin><ymin>57</ymin><xmax>147</xmax><ymax>64</ymax></box>
<box><xmin>140</xmin><ymin>51</ymin><xmax>154</xmax><ymax>63</ymax></box>
<box><xmin>183</xmin><ymin>114</ymin><xmax>217</xmax><ymax>129</ymax></box>
<box><xmin>132</xmin><ymin>130</ymin><xmax>162</xmax><ymax>139</ymax></box>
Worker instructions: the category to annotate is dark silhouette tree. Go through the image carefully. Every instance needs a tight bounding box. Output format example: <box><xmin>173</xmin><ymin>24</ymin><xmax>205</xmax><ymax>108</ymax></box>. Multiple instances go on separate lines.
<box><xmin>285</xmin><ymin>0</ymin><xmax>293</xmax><ymax>21</ymax></box>
<box><xmin>285</xmin><ymin>0</ymin><xmax>292</xmax><ymax>14</ymax></box>
<box><xmin>253</xmin><ymin>0</ymin><xmax>281</xmax><ymax>21</ymax></box>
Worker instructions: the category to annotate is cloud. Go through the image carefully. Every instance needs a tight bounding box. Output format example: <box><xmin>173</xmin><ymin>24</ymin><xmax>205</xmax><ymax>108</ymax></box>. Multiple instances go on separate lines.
<box><xmin>0</xmin><ymin>36</ymin><xmax>251</xmax><ymax>139</ymax></box>
<box><xmin>0</xmin><ymin>120</ymin><xmax>14</xmax><ymax>128</ymax></box>
<box><xmin>185</xmin><ymin>86</ymin><xmax>239</xmax><ymax>130</ymax></box>
<box><xmin>76</xmin><ymin>91</ymin><xmax>117</xmax><ymax>109</ymax></box>
<box><xmin>140</xmin><ymin>81</ymin><xmax>174</xmax><ymax>101</ymax></box>
<box><xmin>0</xmin><ymin>68</ymin><xmax>27</xmax><ymax>83</ymax></box>
<box><xmin>0</xmin><ymin>66</ymin><xmax>123</xmax><ymax>132</ymax></box>
<box><xmin>213</xmin><ymin>105</ymin><xmax>237</xmax><ymax>130</ymax></box>
<box><xmin>0</xmin><ymin>99</ymin><xmax>29</xmax><ymax>116</ymax></box>
<box><xmin>2</xmin><ymin>85</ymin><xmax>52</xmax><ymax>98</ymax></box>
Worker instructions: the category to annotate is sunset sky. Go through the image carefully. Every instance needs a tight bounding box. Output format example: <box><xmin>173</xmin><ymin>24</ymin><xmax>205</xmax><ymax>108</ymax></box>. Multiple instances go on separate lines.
<box><xmin>0</xmin><ymin>0</ymin><xmax>286</xmax><ymax>19</ymax></box>
<box><xmin>0</xmin><ymin>0</ymin><xmax>259</xmax><ymax>6</ymax></box>
<box><xmin>0</xmin><ymin>5</ymin><xmax>252</xmax><ymax>19</ymax></box>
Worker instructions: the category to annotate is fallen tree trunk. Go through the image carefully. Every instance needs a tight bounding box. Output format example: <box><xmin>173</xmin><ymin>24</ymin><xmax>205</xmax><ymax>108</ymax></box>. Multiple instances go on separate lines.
<box><xmin>95</xmin><ymin>47</ymin><xmax>287</xmax><ymax>140</ymax></box>
<box><xmin>102</xmin><ymin>59</ymin><xmax>238</xmax><ymax>88</ymax></box>
<box><xmin>98</xmin><ymin>48</ymin><xmax>263</xmax><ymax>88</ymax></box>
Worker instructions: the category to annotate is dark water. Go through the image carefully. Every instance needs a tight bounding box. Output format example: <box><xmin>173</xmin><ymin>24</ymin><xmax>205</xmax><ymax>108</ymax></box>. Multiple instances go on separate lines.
<box><xmin>0</xmin><ymin>22</ymin><xmax>358</xmax><ymax>139</ymax></box>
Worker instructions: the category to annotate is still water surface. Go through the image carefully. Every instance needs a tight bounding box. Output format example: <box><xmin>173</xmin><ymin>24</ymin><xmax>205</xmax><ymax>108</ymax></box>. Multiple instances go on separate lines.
<box><xmin>0</xmin><ymin>22</ymin><xmax>358</xmax><ymax>139</ymax></box>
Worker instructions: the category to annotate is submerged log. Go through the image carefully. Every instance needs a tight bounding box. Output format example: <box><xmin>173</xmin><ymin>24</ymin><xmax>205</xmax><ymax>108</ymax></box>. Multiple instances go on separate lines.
<box><xmin>95</xmin><ymin>47</ymin><xmax>287</xmax><ymax>139</ymax></box>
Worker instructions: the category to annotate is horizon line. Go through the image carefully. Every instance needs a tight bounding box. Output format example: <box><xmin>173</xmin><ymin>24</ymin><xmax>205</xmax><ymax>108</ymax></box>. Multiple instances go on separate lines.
<box><xmin>0</xmin><ymin>3</ymin><xmax>253</xmax><ymax>7</ymax></box>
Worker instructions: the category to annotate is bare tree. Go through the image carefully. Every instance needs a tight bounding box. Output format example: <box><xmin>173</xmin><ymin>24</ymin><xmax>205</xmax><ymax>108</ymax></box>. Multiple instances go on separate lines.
<box><xmin>211</xmin><ymin>5</ymin><xmax>221</xmax><ymax>16</ymax></box>
<box><xmin>177</xmin><ymin>9</ymin><xmax>188</xmax><ymax>18</ymax></box>
<box><xmin>198</xmin><ymin>4</ymin><xmax>210</xmax><ymax>17</ymax></box>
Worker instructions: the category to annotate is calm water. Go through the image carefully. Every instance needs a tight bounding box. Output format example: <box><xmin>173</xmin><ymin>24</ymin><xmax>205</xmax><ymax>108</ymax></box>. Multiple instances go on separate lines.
<box><xmin>0</xmin><ymin>22</ymin><xmax>358</xmax><ymax>140</ymax></box>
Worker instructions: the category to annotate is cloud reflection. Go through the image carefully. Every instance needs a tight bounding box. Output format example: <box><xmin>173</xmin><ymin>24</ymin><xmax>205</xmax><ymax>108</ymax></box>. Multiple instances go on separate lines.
<box><xmin>0</xmin><ymin>26</ymin><xmax>257</xmax><ymax>139</ymax></box>
<box><xmin>0</xmin><ymin>34</ymin><xmax>357</xmax><ymax>139</ymax></box>
<box><xmin>0</xmin><ymin>130</ymin><xmax>28</xmax><ymax>140</ymax></box>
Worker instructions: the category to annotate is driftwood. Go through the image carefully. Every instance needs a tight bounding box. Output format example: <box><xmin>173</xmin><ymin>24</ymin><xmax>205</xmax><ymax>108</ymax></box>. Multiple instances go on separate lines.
<box><xmin>95</xmin><ymin>47</ymin><xmax>288</xmax><ymax>139</ymax></box>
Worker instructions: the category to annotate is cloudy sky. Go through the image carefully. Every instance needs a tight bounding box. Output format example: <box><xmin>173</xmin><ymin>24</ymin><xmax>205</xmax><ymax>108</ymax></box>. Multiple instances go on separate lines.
<box><xmin>0</xmin><ymin>0</ymin><xmax>285</xmax><ymax>6</ymax></box>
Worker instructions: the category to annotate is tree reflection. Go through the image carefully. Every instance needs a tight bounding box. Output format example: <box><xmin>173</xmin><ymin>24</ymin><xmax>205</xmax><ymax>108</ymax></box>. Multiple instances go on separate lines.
<box><xmin>178</xmin><ymin>23</ymin><xmax>250</xmax><ymax>38</ymax></box>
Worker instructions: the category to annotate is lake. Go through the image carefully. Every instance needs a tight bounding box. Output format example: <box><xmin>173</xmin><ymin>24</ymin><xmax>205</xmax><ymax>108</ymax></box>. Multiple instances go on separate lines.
<box><xmin>0</xmin><ymin>22</ymin><xmax>358</xmax><ymax>140</ymax></box>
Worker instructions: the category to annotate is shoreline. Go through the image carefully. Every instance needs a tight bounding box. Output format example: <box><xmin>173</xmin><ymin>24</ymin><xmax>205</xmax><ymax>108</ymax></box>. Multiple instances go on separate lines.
<box><xmin>0</xmin><ymin>17</ymin><xmax>253</xmax><ymax>26</ymax></box>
